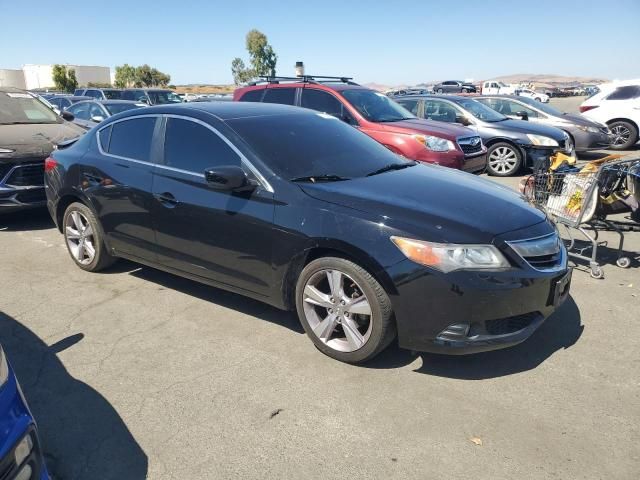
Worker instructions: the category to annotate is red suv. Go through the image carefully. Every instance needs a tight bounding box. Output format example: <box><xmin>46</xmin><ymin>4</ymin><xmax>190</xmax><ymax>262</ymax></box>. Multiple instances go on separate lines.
<box><xmin>233</xmin><ymin>76</ymin><xmax>487</xmax><ymax>172</ymax></box>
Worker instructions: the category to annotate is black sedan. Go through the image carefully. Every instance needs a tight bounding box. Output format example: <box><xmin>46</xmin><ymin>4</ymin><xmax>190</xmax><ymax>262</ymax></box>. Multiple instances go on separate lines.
<box><xmin>44</xmin><ymin>102</ymin><xmax>571</xmax><ymax>363</ymax></box>
<box><xmin>394</xmin><ymin>94</ymin><xmax>573</xmax><ymax>176</ymax></box>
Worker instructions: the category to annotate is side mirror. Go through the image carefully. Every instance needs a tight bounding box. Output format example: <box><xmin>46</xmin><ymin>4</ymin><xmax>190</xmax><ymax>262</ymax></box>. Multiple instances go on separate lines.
<box><xmin>516</xmin><ymin>111</ymin><xmax>529</xmax><ymax>121</ymax></box>
<box><xmin>455</xmin><ymin>115</ymin><xmax>471</xmax><ymax>126</ymax></box>
<box><xmin>61</xmin><ymin>111</ymin><xmax>75</xmax><ymax>121</ymax></box>
<box><xmin>91</xmin><ymin>115</ymin><xmax>105</xmax><ymax>123</ymax></box>
<box><xmin>205</xmin><ymin>165</ymin><xmax>256</xmax><ymax>191</ymax></box>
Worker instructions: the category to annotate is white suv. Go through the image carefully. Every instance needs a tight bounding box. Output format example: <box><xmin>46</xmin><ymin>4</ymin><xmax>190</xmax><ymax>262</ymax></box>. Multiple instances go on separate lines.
<box><xmin>580</xmin><ymin>81</ymin><xmax>640</xmax><ymax>150</ymax></box>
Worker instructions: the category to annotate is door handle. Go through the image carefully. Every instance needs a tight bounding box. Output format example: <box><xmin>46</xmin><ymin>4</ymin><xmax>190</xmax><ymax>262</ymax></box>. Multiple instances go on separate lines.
<box><xmin>154</xmin><ymin>192</ymin><xmax>179</xmax><ymax>207</ymax></box>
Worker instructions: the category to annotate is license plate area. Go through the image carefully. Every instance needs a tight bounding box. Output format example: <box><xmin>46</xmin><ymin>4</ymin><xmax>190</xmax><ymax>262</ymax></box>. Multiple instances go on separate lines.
<box><xmin>551</xmin><ymin>268</ymin><xmax>572</xmax><ymax>306</ymax></box>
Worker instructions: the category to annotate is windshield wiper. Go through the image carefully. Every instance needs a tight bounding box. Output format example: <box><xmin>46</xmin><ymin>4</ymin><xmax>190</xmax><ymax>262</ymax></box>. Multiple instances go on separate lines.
<box><xmin>290</xmin><ymin>174</ymin><xmax>351</xmax><ymax>183</ymax></box>
<box><xmin>366</xmin><ymin>161</ymin><xmax>416</xmax><ymax>177</ymax></box>
<box><xmin>377</xmin><ymin>117</ymin><xmax>415</xmax><ymax>123</ymax></box>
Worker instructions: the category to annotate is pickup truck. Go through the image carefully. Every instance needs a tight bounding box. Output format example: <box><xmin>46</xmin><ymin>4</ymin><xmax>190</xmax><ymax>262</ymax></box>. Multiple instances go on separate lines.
<box><xmin>481</xmin><ymin>81</ymin><xmax>518</xmax><ymax>95</ymax></box>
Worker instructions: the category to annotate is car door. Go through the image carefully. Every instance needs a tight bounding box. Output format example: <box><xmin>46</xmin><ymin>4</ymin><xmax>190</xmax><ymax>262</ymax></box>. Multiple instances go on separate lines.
<box><xmin>422</xmin><ymin>99</ymin><xmax>459</xmax><ymax>123</ymax></box>
<box><xmin>299</xmin><ymin>87</ymin><xmax>357</xmax><ymax>125</ymax></box>
<box><xmin>150</xmin><ymin>115</ymin><xmax>275</xmax><ymax>296</ymax></box>
<box><xmin>84</xmin><ymin>115</ymin><xmax>160</xmax><ymax>261</ymax></box>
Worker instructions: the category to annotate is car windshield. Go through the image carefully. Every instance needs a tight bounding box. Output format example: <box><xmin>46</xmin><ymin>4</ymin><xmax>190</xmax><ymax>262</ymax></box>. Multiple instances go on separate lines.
<box><xmin>227</xmin><ymin>112</ymin><xmax>411</xmax><ymax>180</ymax></box>
<box><xmin>341</xmin><ymin>89</ymin><xmax>416</xmax><ymax>122</ymax></box>
<box><xmin>103</xmin><ymin>90</ymin><xmax>122</xmax><ymax>100</ymax></box>
<box><xmin>148</xmin><ymin>91</ymin><xmax>182</xmax><ymax>104</ymax></box>
<box><xmin>104</xmin><ymin>103</ymin><xmax>145</xmax><ymax>115</ymax></box>
<box><xmin>456</xmin><ymin>98</ymin><xmax>506</xmax><ymax>122</ymax></box>
<box><xmin>515</xmin><ymin>96</ymin><xmax>564</xmax><ymax>116</ymax></box>
<box><xmin>0</xmin><ymin>91</ymin><xmax>60</xmax><ymax>125</ymax></box>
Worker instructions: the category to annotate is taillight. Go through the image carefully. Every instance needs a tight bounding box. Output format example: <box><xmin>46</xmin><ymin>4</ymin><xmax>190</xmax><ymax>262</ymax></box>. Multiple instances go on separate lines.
<box><xmin>579</xmin><ymin>105</ymin><xmax>598</xmax><ymax>113</ymax></box>
<box><xmin>44</xmin><ymin>157</ymin><xmax>58</xmax><ymax>172</ymax></box>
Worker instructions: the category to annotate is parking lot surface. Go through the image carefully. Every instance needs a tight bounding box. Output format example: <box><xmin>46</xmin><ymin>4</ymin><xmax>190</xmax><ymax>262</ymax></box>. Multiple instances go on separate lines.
<box><xmin>1</xmin><ymin>158</ymin><xmax>639</xmax><ymax>479</ymax></box>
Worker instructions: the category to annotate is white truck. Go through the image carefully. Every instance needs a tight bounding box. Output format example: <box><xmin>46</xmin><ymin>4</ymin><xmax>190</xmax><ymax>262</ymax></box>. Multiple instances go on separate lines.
<box><xmin>481</xmin><ymin>81</ymin><xmax>518</xmax><ymax>95</ymax></box>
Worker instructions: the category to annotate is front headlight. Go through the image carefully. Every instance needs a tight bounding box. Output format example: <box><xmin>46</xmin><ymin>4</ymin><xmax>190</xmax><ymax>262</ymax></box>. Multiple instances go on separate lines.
<box><xmin>526</xmin><ymin>134</ymin><xmax>559</xmax><ymax>147</ymax></box>
<box><xmin>0</xmin><ymin>346</ymin><xmax>9</xmax><ymax>388</ymax></box>
<box><xmin>390</xmin><ymin>236</ymin><xmax>510</xmax><ymax>273</ymax></box>
<box><xmin>577</xmin><ymin>125</ymin><xmax>601</xmax><ymax>134</ymax></box>
<box><xmin>412</xmin><ymin>134</ymin><xmax>455</xmax><ymax>152</ymax></box>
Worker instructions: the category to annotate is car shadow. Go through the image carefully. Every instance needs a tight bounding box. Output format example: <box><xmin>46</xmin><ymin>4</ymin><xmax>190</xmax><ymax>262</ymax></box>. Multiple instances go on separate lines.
<box><xmin>114</xmin><ymin>261</ymin><xmax>305</xmax><ymax>334</ymax></box>
<box><xmin>0</xmin><ymin>311</ymin><xmax>148</xmax><ymax>479</ymax></box>
<box><xmin>0</xmin><ymin>208</ymin><xmax>55</xmax><ymax>232</ymax></box>
<box><xmin>366</xmin><ymin>296</ymin><xmax>583</xmax><ymax>379</ymax></box>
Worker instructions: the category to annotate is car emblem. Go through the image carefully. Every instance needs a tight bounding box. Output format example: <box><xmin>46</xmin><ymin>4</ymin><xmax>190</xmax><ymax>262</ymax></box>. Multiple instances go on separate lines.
<box><xmin>470</xmin><ymin>137</ymin><xmax>480</xmax><ymax>146</ymax></box>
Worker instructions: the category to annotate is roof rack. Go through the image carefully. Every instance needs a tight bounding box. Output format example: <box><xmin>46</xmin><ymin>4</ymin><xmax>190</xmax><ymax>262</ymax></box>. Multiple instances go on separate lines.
<box><xmin>248</xmin><ymin>75</ymin><xmax>359</xmax><ymax>86</ymax></box>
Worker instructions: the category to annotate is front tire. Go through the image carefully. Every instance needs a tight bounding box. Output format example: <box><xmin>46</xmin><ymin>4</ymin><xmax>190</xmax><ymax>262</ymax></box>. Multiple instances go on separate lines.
<box><xmin>462</xmin><ymin>88</ymin><xmax>468</xmax><ymax>93</ymax></box>
<box><xmin>437</xmin><ymin>88</ymin><xmax>443</xmax><ymax>94</ymax></box>
<box><xmin>63</xmin><ymin>202</ymin><xmax>116</xmax><ymax>272</ymax></box>
<box><xmin>295</xmin><ymin>257</ymin><xmax>396</xmax><ymax>363</ymax></box>
<box><xmin>486</xmin><ymin>142</ymin><xmax>523</xmax><ymax>176</ymax></box>
<box><xmin>608</xmin><ymin>120</ymin><xmax>638</xmax><ymax>150</ymax></box>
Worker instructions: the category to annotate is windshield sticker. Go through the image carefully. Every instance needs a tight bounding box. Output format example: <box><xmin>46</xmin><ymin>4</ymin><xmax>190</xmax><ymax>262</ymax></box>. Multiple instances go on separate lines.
<box><xmin>6</xmin><ymin>93</ymin><xmax>33</xmax><ymax>99</ymax></box>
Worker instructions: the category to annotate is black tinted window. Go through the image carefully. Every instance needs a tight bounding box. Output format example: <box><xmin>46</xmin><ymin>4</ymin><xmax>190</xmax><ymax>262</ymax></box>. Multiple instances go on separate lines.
<box><xmin>606</xmin><ymin>85</ymin><xmax>640</xmax><ymax>100</ymax></box>
<box><xmin>108</xmin><ymin>117</ymin><xmax>156</xmax><ymax>161</ymax></box>
<box><xmin>99</xmin><ymin>125</ymin><xmax>112</xmax><ymax>151</ymax></box>
<box><xmin>228</xmin><ymin>112</ymin><xmax>408</xmax><ymax>180</ymax></box>
<box><xmin>85</xmin><ymin>90</ymin><xmax>102</xmax><ymax>99</ymax></box>
<box><xmin>164</xmin><ymin>118</ymin><xmax>240</xmax><ymax>172</ymax></box>
<box><xmin>103</xmin><ymin>90</ymin><xmax>122</xmax><ymax>100</ymax></box>
<box><xmin>300</xmin><ymin>89</ymin><xmax>343</xmax><ymax>117</ymax></box>
<box><xmin>396</xmin><ymin>98</ymin><xmax>420</xmax><ymax>115</ymax></box>
<box><xmin>263</xmin><ymin>88</ymin><xmax>296</xmax><ymax>105</ymax></box>
<box><xmin>239</xmin><ymin>89</ymin><xmax>264</xmax><ymax>102</ymax></box>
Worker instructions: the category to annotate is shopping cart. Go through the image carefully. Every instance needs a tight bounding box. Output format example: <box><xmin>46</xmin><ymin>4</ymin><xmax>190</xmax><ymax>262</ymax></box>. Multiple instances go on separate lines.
<box><xmin>524</xmin><ymin>156</ymin><xmax>640</xmax><ymax>279</ymax></box>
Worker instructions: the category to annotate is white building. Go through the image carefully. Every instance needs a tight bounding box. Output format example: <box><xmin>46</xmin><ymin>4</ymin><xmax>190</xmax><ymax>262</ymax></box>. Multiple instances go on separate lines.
<box><xmin>0</xmin><ymin>64</ymin><xmax>111</xmax><ymax>90</ymax></box>
<box><xmin>0</xmin><ymin>69</ymin><xmax>26</xmax><ymax>89</ymax></box>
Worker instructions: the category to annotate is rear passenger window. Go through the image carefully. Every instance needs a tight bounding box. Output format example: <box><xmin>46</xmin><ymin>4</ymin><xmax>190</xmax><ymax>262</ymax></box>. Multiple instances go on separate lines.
<box><xmin>99</xmin><ymin>125</ymin><xmax>112</xmax><ymax>151</ymax></box>
<box><xmin>606</xmin><ymin>86</ymin><xmax>640</xmax><ymax>100</ymax></box>
<box><xmin>107</xmin><ymin>117</ymin><xmax>156</xmax><ymax>162</ymax></box>
<box><xmin>263</xmin><ymin>88</ymin><xmax>297</xmax><ymax>105</ymax></box>
<box><xmin>239</xmin><ymin>89</ymin><xmax>264</xmax><ymax>102</ymax></box>
<box><xmin>301</xmin><ymin>89</ymin><xmax>343</xmax><ymax>117</ymax></box>
<box><xmin>163</xmin><ymin>118</ymin><xmax>241</xmax><ymax>173</ymax></box>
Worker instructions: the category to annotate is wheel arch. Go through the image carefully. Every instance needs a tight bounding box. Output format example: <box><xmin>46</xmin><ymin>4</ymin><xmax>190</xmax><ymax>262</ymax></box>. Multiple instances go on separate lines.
<box><xmin>606</xmin><ymin>117</ymin><xmax>639</xmax><ymax>132</ymax></box>
<box><xmin>484</xmin><ymin>137</ymin><xmax>525</xmax><ymax>157</ymax></box>
<box><xmin>280</xmin><ymin>241</ymin><xmax>398</xmax><ymax>311</ymax></box>
<box><xmin>54</xmin><ymin>190</ymin><xmax>95</xmax><ymax>233</ymax></box>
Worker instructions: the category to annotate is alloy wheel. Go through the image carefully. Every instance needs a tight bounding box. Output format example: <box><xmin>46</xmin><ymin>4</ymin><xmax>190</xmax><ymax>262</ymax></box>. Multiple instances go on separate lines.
<box><xmin>302</xmin><ymin>269</ymin><xmax>373</xmax><ymax>352</ymax></box>
<box><xmin>488</xmin><ymin>146</ymin><xmax>518</xmax><ymax>174</ymax></box>
<box><xmin>611</xmin><ymin>125</ymin><xmax>631</xmax><ymax>146</ymax></box>
<box><xmin>65</xmin><ymin>210</ymin><xmax>96</xmax><ymax>265</ymax></box>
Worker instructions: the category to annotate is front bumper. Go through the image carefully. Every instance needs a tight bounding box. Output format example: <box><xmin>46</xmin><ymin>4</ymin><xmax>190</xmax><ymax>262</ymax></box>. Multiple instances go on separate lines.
<box><xmin>571</xmin><ymin>129</ymin><xmax>612</xmax><ymax>151</ymax></box>
<box><xmin>386</xmin><ymin>260</ymin><xmax>571</xmax><ymax>355</ymax></box>
<box><xmin>0</xmin><ymin>368</ymin><xmax>49</xmax><ymax>480</ymax></box>
<box><xmin>0</xmin><ymin>162</ymin><xmax>47</xmax><ymax>214</ymax></box>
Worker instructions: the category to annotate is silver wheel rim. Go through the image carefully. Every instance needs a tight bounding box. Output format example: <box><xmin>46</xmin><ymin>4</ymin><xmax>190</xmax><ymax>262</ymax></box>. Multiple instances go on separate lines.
<box><xmin>489</xmin><ymin>146</ymin><xmax>518</xmax><ymax>174</ymax></box>
<box><xmin>65</xmin><ymin>210</ymin><xmax>96</xmax><ymax>265</ymax></box>
<box><xmin>611</xmin><ymin>125</ymin><xmax>631</xmax><ymax>146</ymax></box>
<box><xmin>302</xmin><ymin>269</ymin><xmax>373</xmax><ymax>353</ymax></box>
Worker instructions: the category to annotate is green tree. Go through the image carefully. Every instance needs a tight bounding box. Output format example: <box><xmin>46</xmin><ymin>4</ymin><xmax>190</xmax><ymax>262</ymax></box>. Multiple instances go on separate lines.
<box><xmin>245</xmin><ymin>29</ymin><xmax>277</xmax><ymax>77</ymax></box>
<box><xmin>51</xmin><ymin>65</ymin><xmax>78</xmax><ymax>93</ymax></box>
<box><xmin>114</xmin><ymin>64</ymin><xmax>136</xmax><ymax>88</ymax></box>
<box><xmin>231</xmin><ymin>58</ymin><xmax>253</xmax><ymax>85</ymax></box>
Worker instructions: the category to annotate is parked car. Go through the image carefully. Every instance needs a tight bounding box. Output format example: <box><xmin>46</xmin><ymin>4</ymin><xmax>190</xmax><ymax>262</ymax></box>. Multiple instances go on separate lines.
<box><xmin>0</xmin><ymin>88</ymin><xmax>84</xmax><ymax>213</ymax></box>
<box><xmin>234</xmin><ymin>76</ymin><xmax>486</xmax><ymax>172</ymax></box>
<box><xmin>481</xmin><ymin>81</ymin><xmax>518</xmax><ymax>95</ymax></box>
<box><xmin>73</xmin><ymin>88</ymin><xmax>123</xmax><ymax>100</ymax></box>
<box><xmin>0</xmin><ymin>344</ymin><xmax>50</xmax><ymax>479</ymax></box>
<box><xmin>475</xmin><ymin>95</ymin><xmax>612</xmax><ymax>151</ymax></box>
<box><xmin>579</xmin><ymin>81</ymin><xmax>640</xmax><ymax>150</ymax></box>
<box><xmin>120</xmin><ymin>89</ymin><xmax>183</xmax><ymax>105</ymax></box>
<box><xmin>433</xmin><ymin>81</ymin><xmax>477</xmax><ymax>94</ymax></box>
<box><xmin>45</xmin><ymin>102</ymin><xmax>571</xmax><ymax>363</ymax></box>
<box><xmin>516</xmin><ymin>88</ymin><xmax>549</xmax><ymax>103</ymax></box>
<box><xmin>44</xmin><ymin>95</ymin><xmax>92</xmax><ymax>111</ymax></box>
<box><xmin>394</xmin><ymin>94</ymin><xmax>573</xmax><ymax>176</ymax></box>
<box><xmin>65</xmin><ymin>100</ymin><xmax>147</xmax><ymax>130</ymax></box>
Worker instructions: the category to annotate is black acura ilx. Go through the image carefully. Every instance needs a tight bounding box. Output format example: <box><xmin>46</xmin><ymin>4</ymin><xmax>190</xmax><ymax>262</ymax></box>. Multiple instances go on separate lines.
<box><xmin>44</xmin><ymin>102</ymin><xmax>571</xmax><ymax>363</ymax></box>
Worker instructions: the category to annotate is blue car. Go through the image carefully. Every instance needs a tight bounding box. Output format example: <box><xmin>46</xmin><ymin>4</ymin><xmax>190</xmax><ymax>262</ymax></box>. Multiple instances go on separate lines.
<box><xmin>0</xmin><ymin>345</ymin><xmax>49</xmax><ymax>480</ymax></box>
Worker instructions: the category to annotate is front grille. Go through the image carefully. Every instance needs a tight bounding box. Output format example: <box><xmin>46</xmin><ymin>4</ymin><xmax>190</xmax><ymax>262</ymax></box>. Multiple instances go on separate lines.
<box><xmin>523</xmin><ymin>251</ymin><xmax>563</xmax><ymax>270</ymax></box>
<box><xmin>508</xmin><ymin>233</ymin><xmax>565</xmax><ymax>271</ymax></box>
<box><xmin>5</xmin><ymin>163</ymin><xmax>45</xmax><ymax>187</ymax></box>
<box><xmin>485</xmin><ymin>312</ymin><xmax>539</xmax><ymax>335</ymax></box>
<box><xmin>457</xmin><ymin>136</ymin><xmax>483</xmax><ymax>155</ymax></box>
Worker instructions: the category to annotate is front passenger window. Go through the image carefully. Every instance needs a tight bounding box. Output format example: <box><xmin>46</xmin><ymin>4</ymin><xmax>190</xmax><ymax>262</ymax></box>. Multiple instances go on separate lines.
<box><xmin>163</xmin><ymin>118</ymin><xmax>241</xmax><ymax>173</ymax></box>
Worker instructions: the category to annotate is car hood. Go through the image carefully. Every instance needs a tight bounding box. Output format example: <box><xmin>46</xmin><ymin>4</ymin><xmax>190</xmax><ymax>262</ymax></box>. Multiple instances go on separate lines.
<box><xmin>557</xmin><ymin>113</ymin><xmax>606</xmax><ymax>128</ymax></box>
<box><xmin>489</xmin><ymin>118</ymin><xmax>567</xmax><ymax>141</ymax></box>
<box><xmin>379</xmin><ymin>118</ymin><xmax>475</xmax><ymax>139</ymax></box>
<box><xmin>0</xmin><ymin>122</ymin><xmax>85</xmax><ymax>159</ymax></box>
<box><xmin>299</xmin><ymin>164</ymin><xmax>547</xmax><ymax>244</ymax></box>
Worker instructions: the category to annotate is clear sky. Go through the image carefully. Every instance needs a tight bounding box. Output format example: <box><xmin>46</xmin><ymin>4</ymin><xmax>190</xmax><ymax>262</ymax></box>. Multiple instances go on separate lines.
<box><xmin>1</xmin><ymin>0</ymin><xmax>639</xmax><ymax>85</ymax></box>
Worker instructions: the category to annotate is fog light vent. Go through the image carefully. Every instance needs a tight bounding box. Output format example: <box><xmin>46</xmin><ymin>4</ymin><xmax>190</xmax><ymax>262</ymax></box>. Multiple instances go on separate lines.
<box><xmin>436</xmin><ymin>323</ymin><xmax>470</xmax><ymax>342</ymax></box>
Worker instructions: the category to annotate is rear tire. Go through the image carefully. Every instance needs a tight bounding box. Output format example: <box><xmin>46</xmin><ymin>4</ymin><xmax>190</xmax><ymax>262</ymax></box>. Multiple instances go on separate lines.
<box><xmin>486</xmin><ymin>142</ymin><xmax>523</xmax><ymax>176</ymax></box>
<box><xmin>63</xmin><ymin>202</ymin><xmax>116</xmax><ymax>272</ymax></box>
<box><xmin>608</xmin><ymin>120</ymin><xmax>638</xmax><ymax>150</ymax></box>
<box><xmin>462</xmin><ymin>88</ymin><xmax>468</xmax><ymax>93</ymax></box>
<box><xmin>437</xmin><ymin>88</ymin><xmax>443</xmax><ymax>94</ymax></box>
<box><xmin>295</xmin><ymin>257</ymin><xmax>396</xmax><ymax>364</ymax></box>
